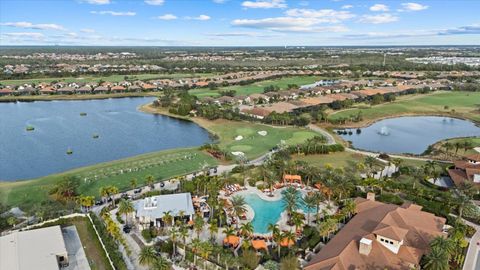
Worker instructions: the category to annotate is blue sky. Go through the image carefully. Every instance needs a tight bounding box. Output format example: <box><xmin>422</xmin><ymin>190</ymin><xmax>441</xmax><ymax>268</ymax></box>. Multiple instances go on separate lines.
<box><xmin>0</xmin><ymin>0</ymin><xmax>479</xmax><ymax>46</ymax></box>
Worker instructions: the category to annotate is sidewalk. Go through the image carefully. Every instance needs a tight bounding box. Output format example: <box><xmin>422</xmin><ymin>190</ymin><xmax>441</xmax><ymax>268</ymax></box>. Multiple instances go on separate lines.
<box><xmin>462</xmin><ymin>218</ymin><xmax>480</xmax><ymax>270</ymax></box>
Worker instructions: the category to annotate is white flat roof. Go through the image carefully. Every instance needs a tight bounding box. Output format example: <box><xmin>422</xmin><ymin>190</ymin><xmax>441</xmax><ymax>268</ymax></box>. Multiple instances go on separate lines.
<box><xmin>0</xmin><ymin>225</ymin><xmax>67</xmax><ymax>270</ymax></box>
<box><xmin>134</xmin><ymin>192</ymin><xmax>195</xmax><ymax>220</ymax></box>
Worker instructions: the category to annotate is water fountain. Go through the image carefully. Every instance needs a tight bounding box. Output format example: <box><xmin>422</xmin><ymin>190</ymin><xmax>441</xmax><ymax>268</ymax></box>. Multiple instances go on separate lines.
<box><xmin>378</xmin><ymin>126</ymin><xmax>390</xmax><ymax>136</ymax></box>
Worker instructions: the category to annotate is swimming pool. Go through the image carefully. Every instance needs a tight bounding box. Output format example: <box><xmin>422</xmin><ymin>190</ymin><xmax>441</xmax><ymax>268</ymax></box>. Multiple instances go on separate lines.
<box><xmin>243</xmin><ymin>193</ymin><xmax>315</xmax><ymax>234</ymax></box>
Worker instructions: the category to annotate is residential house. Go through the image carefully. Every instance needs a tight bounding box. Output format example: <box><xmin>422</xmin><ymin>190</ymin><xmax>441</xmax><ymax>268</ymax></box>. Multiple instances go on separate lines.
<box><xmin>448</xmin><ymin>154</ymin><xmax>480</xmax><ymax>187</ymax></box>
<box><xmin>57</xmin><ymin>87</ymin><xmax>75</xmax><ymax>95</ymax></box>
<box><xmin>93</xmin><ymin>86</ymin><xmax>109</xmax><ymax>94</ymax></box>
<box><xmin>110</xmin><ymin>85</ymin><xmax>126</xmax><ymax>93</ymax></box>
<box><xmin>0</xmin><ymin>88</ymin><xmax>14</xmax><ymax>96</ymax></box>
<box><xmin>76</xmin><ymin>86</ymin><xmax>92</xmax><ymax>94</ymax></box>
<box><xmin>304</xmin><ymin>193</ymin><xmax>447</xmax><ymax>270</ymax></box>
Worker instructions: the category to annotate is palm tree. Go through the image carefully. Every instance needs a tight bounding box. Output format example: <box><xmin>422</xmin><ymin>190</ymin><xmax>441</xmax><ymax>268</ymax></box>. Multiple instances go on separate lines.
<box><xmin>267</xmin><ymin>223</ymin><xmax>282</xmax><ymax>258</ymax></box>
<box><xmin>281</xmin><ymin>230</ymin><xmax>296</xmax><ymax>250</ymax></box>
<box><xmin>223</xmin><ymin>225</ymin><xmax>236</xmax><ymax>238</ymax></box>
<box><xmin>230</xmin><ymin>195</ymin><xmax>247</xmax><ymax>228</ymax></box>
<box><xmin>77</xmin><ymin>195</ymin><xmax>95</xmax><ymax>212</ymax></box>
<box><xmin>169</xmin><ymin>226</ymin><xmax>179</xmax><ymax>256</ymax></box>
<box><xmin>364</xmin><ymin>156</ymin><xmax>377</xmax><ymax>178</ymax></box>
<box><xmin>130</xmin><ymin>178</ymin><xmax>138</xmax><ymax>189</ymax></box>
<box><xmin>280</xmin><ymin>254</ymin><xmax>299</xmax><ymax>270</ymax></box>
<box><xmin>191</xmin><ymin>238</ymin><xmax>201</xmax><ymax>265</ymax></box>
<box><xmin>162</xmin><ymin>211</ymin><xmax>173</xmax><ymax>227</ymax></box>
<box><xmin>179</xmin><ymin>225</ymin><xmax>189</xmax><ymax>261</ymax></box>
<box><xmin>200</xmin><ymin>241</ymin><xmax>213</xmax><ymax>270</ymax></box>
<box><xmin>342</xmin><ymin>199</ymin><xmax>356</xmax><ymax>220</ymax></box>
<box><xmin>240</xmin><ymin>222</ymin><xmax>254</xmax><ymax>239</ymax></box>
<box><xmin>139</xmin><ymin>246</ymin><xmax>157</xmax><ymax>267</ymax></box>
<box><xmin>193</xmin><ymin>214</ymin><xmax>205</xmax><ymax>239</ymax></box>
<box><xmin>100</xmin><ymin>185</ymin><xmax>119</xmax><ymax>206</ymax></box>
<box><xmin>454</xmin><ymin>194</ymin><xmax>471</xmax><ymax>218</ymax></box>
<box><xmin>311</xmin><ymin>191</ymin><xmax>325</xmax><ymax>224</ymax></box>
<box><xmin>282</xmin><ymin>187</ymin><xmax>299</xmax><ymax>223</ymax></box>
<box><xmin>146</xmin><ymin>175</ymin><xmax>155</xmax><ymax>189</ymax></box>
<box><xmin>208</xmin><ymin>220</ymin><xmax>218</xmax><ymax>242</ymax></box>
<box><xmin>423</xmin><ymin>247</ymin><xmax>449</xmax><ymax>270</ymax></box>
<box><xmin>430</xmin><ymin>236</ymin><xmax>454</xmax><ymax>260</ymax></box>
<box><xmin>303</xmin><ymin>194</ymin><xmax>316</xmax><ymax>226</ymax></box>
<box><xmin>118</xmin><ymin>199</ymin><xmax>134</xmax><ymax>226</ymax></box>
<box><xmin>291</xmin><ymin>213</ymin><xmax>304</xmax><ymax>233</ymax></box>
<box><xmin>151</xmin><ymin>256</ymin><xmax>171</xmax><ymax>270</ymax></box>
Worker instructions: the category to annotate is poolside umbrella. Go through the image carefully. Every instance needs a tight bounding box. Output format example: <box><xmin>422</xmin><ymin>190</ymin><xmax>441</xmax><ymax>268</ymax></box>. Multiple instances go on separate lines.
<box><xmin>251</xmin><ymin>239</ymin><xmax>268</xmax><ymax>251</ymax></box>
<box><xmin>223</xmin><ymin>235</ymin><xmax>240</xmax><ymax>247</ymax></box>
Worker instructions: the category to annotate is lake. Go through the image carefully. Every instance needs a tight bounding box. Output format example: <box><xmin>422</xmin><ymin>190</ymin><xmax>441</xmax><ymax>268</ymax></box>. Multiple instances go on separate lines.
<box><xmin>0</xmin><ymin>97</ymin><xmax>212</xmax><ymax>181</ymax></box>
<box><xmin>338</xmin><ymin>116</ymin><xmax>480</xmax><ymax>154</ymax></box>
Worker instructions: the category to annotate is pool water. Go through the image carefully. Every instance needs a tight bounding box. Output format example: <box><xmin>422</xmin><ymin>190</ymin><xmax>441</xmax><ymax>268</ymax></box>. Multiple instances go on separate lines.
<box><xmin>243</xmin><ymin>193</ymin><xmax>315</xmax><ymax>234</ymax></box>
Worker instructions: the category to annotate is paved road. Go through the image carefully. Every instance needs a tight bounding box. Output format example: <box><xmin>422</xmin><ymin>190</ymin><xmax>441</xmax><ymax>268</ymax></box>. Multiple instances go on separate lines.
<box><xmin>307</xmin><ymin>124</ymin><xmax>336</xmax><ymax>145</ymax></box>
<box><xmin>459</xmin><ymin>216</ymin><xmax>480</xmax><ymax>270</ymax></box>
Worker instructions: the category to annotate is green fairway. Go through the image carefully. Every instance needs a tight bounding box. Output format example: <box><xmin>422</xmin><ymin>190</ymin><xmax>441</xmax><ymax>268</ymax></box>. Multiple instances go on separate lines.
<box><xmin>437</xmin><ymin>137</ymin><xmax>480</xmax><ymax>156</ymax></box>
<box><xmin>0</xmin><ymin>148</ymin><xmax>217</xmax><ymax>207</ymax></box>
<box><xmin>189</xmin><ymin>75</ymin><xmax>324</xmax><ymax>98</ymax></box>
<box><xmin>201</xmin><ymin>119</ymin><xmax>318</xmax><ymax>159</ymax></box>
<box><xmin>0</xmin><ymin>72</ymin><xmax>216</xmax><ymax>86</ymax></box>
<box><xmin>328</xmin><ymin>91</ymin><xmax>480</xmax><ymax>123</ymax></box>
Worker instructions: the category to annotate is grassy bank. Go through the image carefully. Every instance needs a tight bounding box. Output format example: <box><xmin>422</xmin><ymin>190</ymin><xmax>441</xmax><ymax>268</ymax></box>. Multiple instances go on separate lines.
<box><xmin>189</xmin><ymin>75</ymin><xmax>325</xmax><ymax>98</ymax></box>
<box><xmin>328</xmin><ymin>91</ymin><xmax>480</xmax><ymax>125</ymax></box>
<box><xmin>0</xmin><ymin>148</ymin><xmax>217</xmax><ymax>207</ymax></box>
<box><xmin>0</xmin><ymin>72</ymin><xmax>216</xmax><ymax>86</ymax></box>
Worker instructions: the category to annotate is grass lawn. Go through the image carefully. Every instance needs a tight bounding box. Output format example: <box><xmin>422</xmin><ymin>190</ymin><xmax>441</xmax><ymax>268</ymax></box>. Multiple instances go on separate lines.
<box><xmin>196</xmin><ymin>119</ymin><xmax>318</xmax><ymax>160</ymax></box>
<box><xmin>328</xmin><ymin>91</ymin><xmax>480</xmax><ymax>123</ymax></box>
<box><xmin>0</xmin><ymin>72</ymin><xmax>216</xmax><ymax>86</ymax></box>
<box><xmin>189</xmin><ymin>75</ymin><xmax>325</xmax><ymax>98</ymax></box>
<box><xmin>70</xmin><ymin>218</ymin><xmax>112</xmax><ymax>270</ymax></box>
<box><xmin>0</xmin><ymin>148</ymin><xmax>217</xmax><ymax>207</ymax></box>
<box><xmin>293</xmin><ymin>151</ymin><xmax>428</xmax><ymax>169</ymax></box>
<box><xmin>436</xmin><ymin>137</ymin><xmax>480</xmax><ymax>156</ymax></box>
<box><xmin>293</xmin><ymin>151</ymin><xmax>367</xmax><ymax>169</ymax></box>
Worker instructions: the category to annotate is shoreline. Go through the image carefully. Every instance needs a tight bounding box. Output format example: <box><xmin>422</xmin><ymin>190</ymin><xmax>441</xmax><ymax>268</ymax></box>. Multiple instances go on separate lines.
<box><xmin>0</xmin><ymin>92</ymin><xmax>161</xmax><ymax>102</ymax></box>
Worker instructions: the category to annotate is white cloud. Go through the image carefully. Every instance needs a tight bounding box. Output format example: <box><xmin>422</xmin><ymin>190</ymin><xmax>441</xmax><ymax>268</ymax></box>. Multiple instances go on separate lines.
<box><xmin>285</xmin><ymin>9</ymin><xmax>355</xmax><ymax>22</ymax></box>
<box><xmin>370</xmin><ymin>4</ymin><xmax>389</xmax><ymax>12</ymax></box>
<box><xmin>242</xmin><ymin>0</ymin><xmax>287</xmax><ymax>9</ymax></box>
<box><xmin>156</xmin><ymin>14</ymin><xmax>177</xmax><ymax>20</ymax></box>
<box><xmin>80</xmin><ymin>28</ymin><xmax>95</xmax><ymax>33</ymax></box>
<box><xmin>0</xmin><ymin>21</ymin><xmax>65</xmax><ymax>30</ymax></box>
<box><xmin>185</xmin><ymin>15</ymin><xmax>211</xmax><ymax>21</ymax></box>
<box><xmin>401</xmin><ymin>2</ymin><xmax>428</xmax><ymax>11</ymax></box>
<box><xmin>341</xmin><ymin>5</ymin><xmax>353</xmax><ymax>9</ymax></box>
<box><xmin>359</xmin><ymin>13</ymin><xmax>398</xmax><ymax>24</ymax></box>
<box><xmin>3</xmin><ymin>32</ymin><xmax>45</xmax><ymax>39</ymax></box>
<box><xmin>90</xmin><ymin>11</ymin><xmax>136</xmax><ymax>16</ymax></box>
<box><xmin>80</xmin><ymin>0</ymin><xmax>110</xmax><ymax>4</ymax></box>
<box><xmin>232</xmin><ymin>17</ymin><xmax>349</xmax><ymax>32</ymax></box>
<box><xmin>144</xmin><ymin>0</ymin><xmax>164</xmax><ymax>5</ymax></box>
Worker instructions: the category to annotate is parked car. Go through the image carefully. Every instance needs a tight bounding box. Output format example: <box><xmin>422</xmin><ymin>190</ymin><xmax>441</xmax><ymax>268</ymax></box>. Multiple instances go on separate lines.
<box><xmin>123</xmin><ymin>225</ymin><xmax>131</xmax><ymax>233</ymax></box>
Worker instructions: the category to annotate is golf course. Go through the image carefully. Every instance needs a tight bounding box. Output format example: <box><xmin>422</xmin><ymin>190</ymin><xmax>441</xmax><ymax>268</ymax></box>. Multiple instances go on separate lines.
<box><xmin>328</xmin><ymin>91</ymin><xmax>480</xmax><ymax>124</ymax></box>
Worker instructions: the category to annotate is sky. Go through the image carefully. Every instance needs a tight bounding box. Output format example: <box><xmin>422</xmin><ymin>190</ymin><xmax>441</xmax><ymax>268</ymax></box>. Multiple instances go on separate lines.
<box><xmin>0</xmin><ymin>0</ymin><xmax>479</xmax><ymax>46</ymax></box>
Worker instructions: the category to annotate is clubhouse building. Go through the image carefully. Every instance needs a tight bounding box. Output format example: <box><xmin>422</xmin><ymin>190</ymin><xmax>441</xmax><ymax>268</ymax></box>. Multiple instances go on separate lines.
<box><xmin>134</xmin><ymin>193</ymin><xmax>196</xmax><ymax>228</ymax></box>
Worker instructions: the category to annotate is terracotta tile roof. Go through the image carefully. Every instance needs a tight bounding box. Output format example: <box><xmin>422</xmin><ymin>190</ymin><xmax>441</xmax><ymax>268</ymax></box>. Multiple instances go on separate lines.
<box><xmin>467</xmin><ymin>154</ymin><xmax>480</xmax><ymax>162</ymax></box>
<box><xmin>305</xmin><ymin>197</ymin><xmax>446</xmax><ymax>270</ymax></box>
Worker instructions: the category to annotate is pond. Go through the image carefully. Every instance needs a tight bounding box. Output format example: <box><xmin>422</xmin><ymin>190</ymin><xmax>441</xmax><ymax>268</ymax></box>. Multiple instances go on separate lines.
<box><xmin>0</xmin><ymin>97</ymin><xmax>212</xmax><ymax>181</ymax></box>
<box><xmin>337</xmin><ymin>116</ymin><xmax>480</xmax><ymax>155</ymax></box>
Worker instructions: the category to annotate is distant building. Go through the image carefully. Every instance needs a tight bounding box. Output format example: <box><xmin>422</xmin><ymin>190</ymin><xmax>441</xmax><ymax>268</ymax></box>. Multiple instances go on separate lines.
<box><xmin>134</xmin><ymin>193</ymin><xmax>195</xmax><ymax>228</ymax></box>
<box><xmin>305</xmin><ymin>193</ymin><xmax>447</xmax><ymax>270</ymax></box>
<box><xmin>0</xmin><ymin>226</ymin><xmax>70</xmax><ymax>270</ymax></box>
